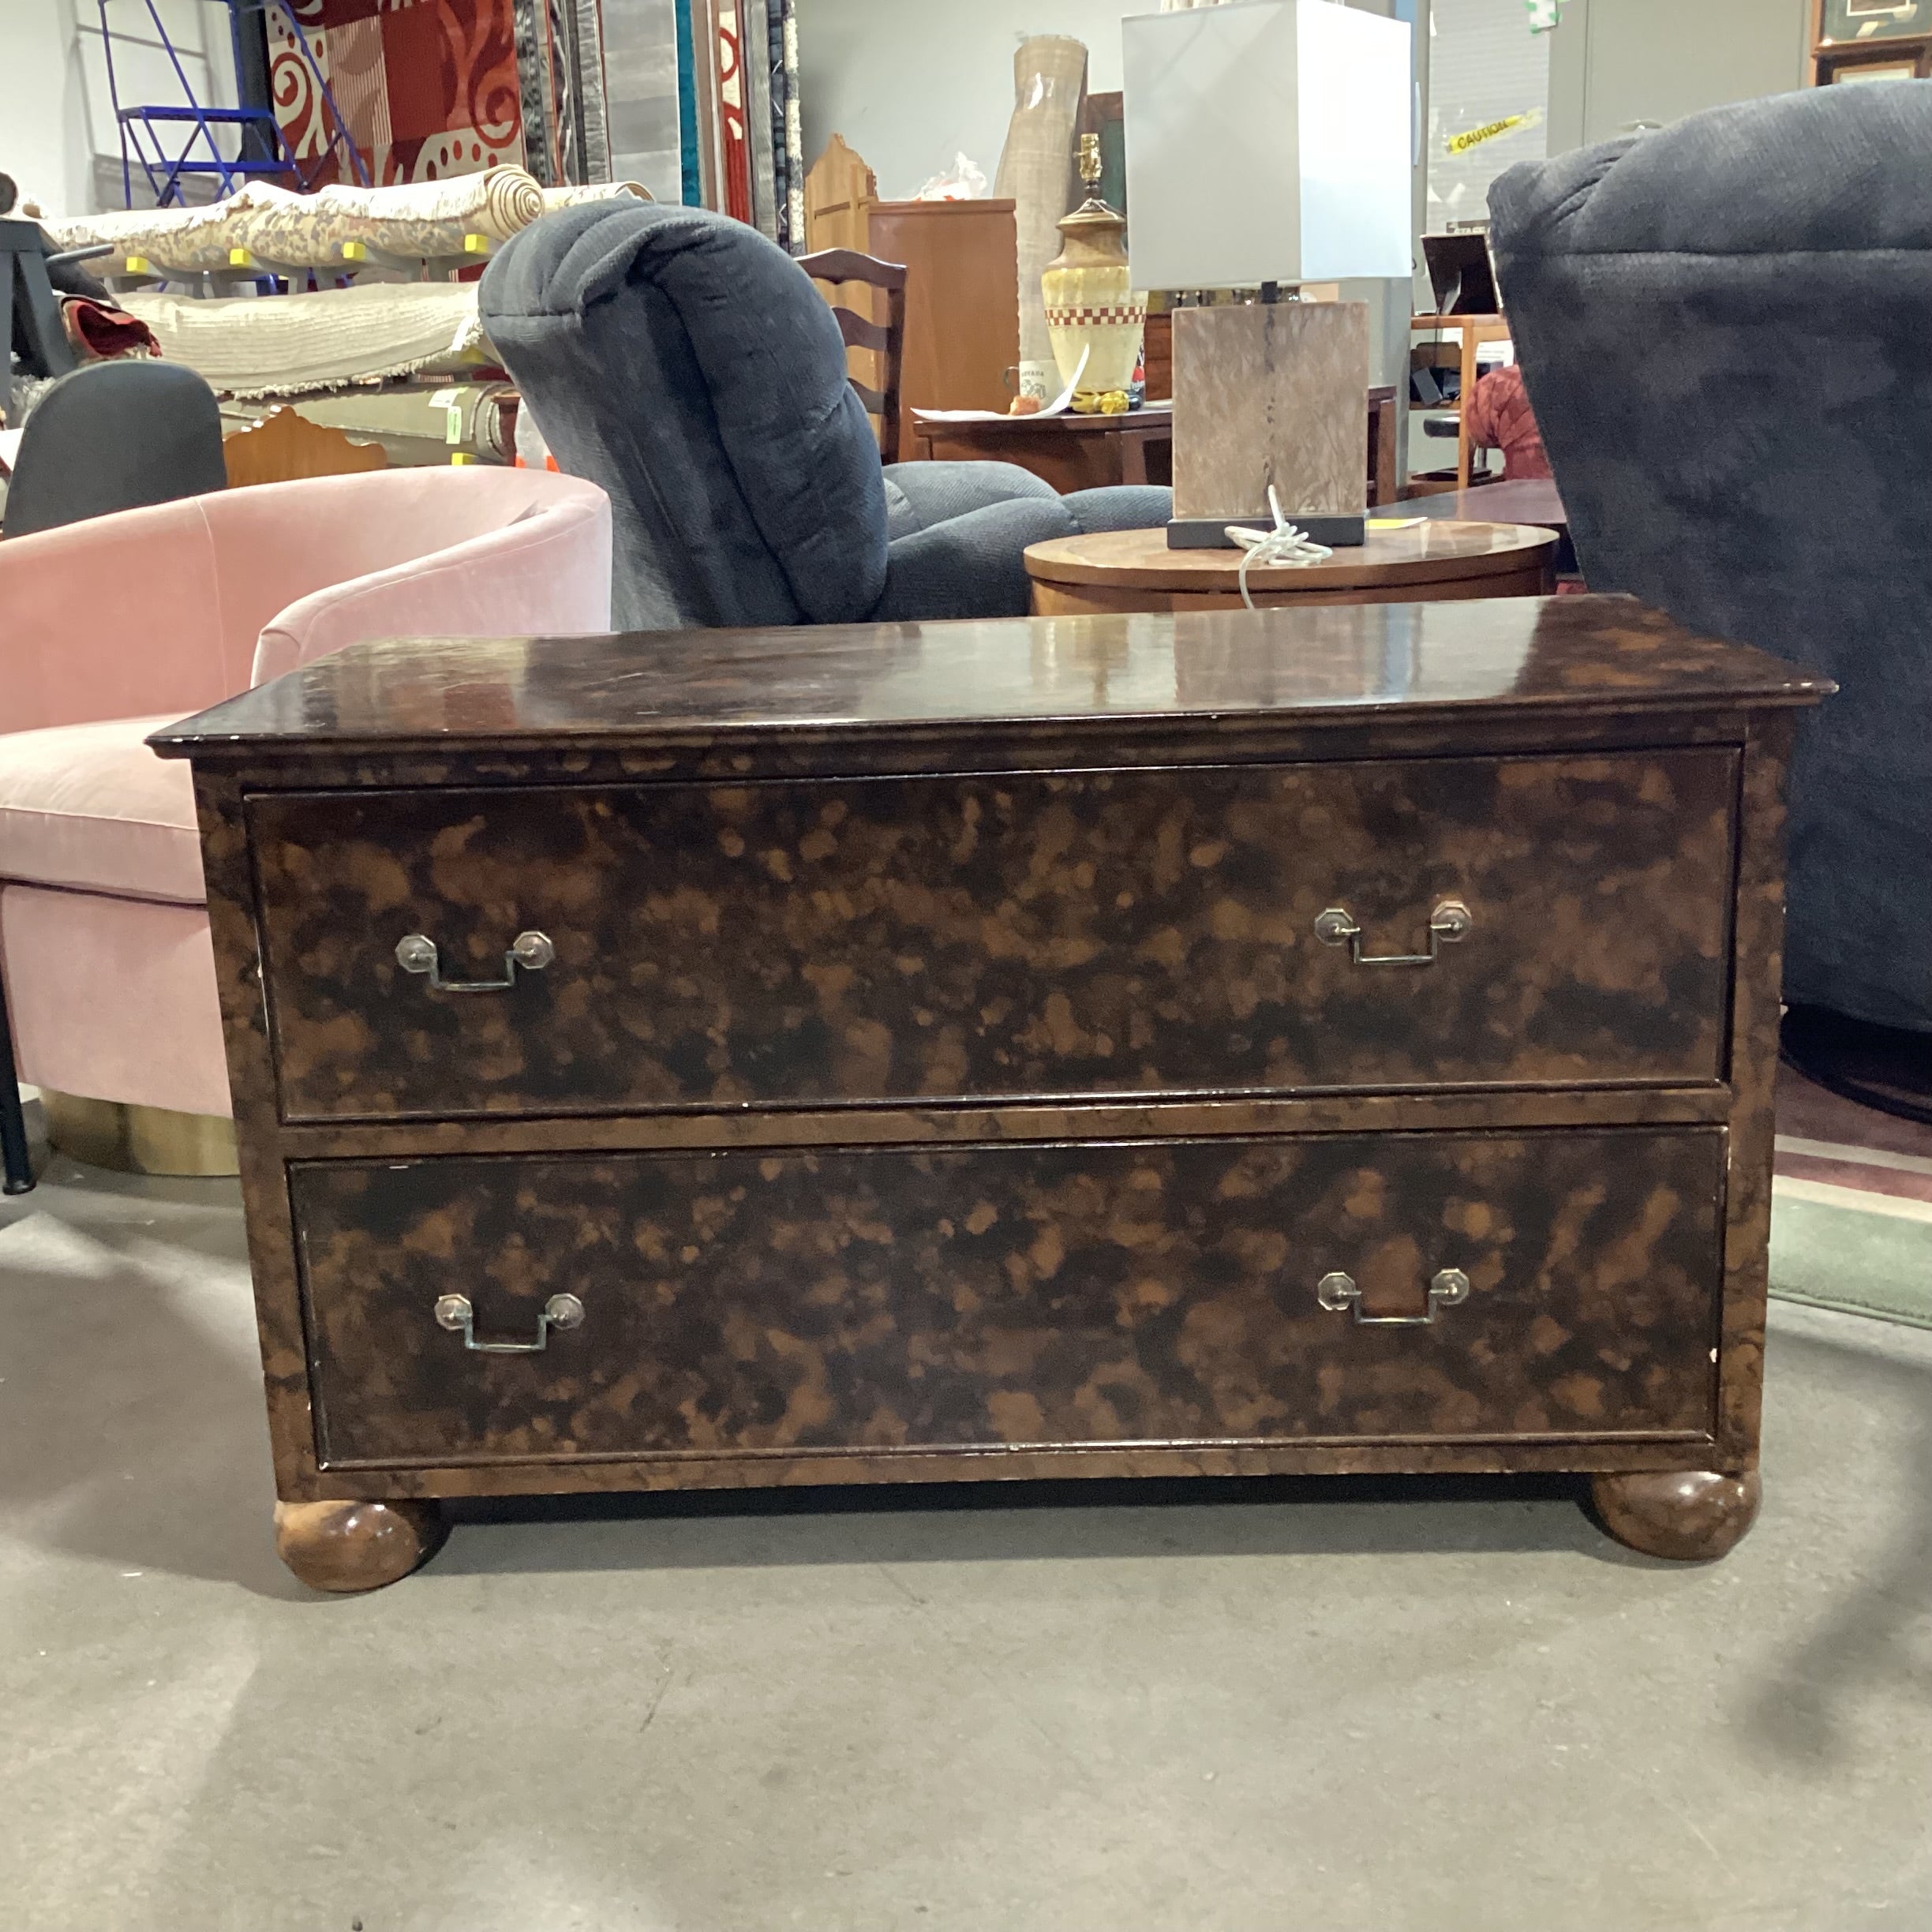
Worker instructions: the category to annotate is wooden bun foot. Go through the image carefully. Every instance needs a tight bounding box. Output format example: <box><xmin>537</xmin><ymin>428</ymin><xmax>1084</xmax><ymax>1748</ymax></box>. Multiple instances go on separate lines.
<box><xmin>274</xmin><ymin>1498</ymin><xmax>447</xmax><ymax>1593</ymax></box>
<box><xmin>1590</xmin><ymin>1468</ymin><xmax>1761</xmax><ymax>1562</ymax></box>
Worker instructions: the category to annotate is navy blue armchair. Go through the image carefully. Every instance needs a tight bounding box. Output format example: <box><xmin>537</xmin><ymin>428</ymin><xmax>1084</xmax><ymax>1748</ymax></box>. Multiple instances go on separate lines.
<box><xmin>479</xmin><ymin>202</ymin><xmax>1171</xmax><ymax>632</ymax></box>
<box><xmin>1490</xmin><ymin>85</ymin><xmax>1932</xmax><ymax>1120</ymax></box>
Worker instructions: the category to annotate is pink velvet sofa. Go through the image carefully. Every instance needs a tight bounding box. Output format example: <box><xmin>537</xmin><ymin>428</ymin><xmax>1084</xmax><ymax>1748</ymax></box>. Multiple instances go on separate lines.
<box><xmin>0</xmin><ymin>467</ymin><xmax>612</xmax><ymax>1151</ymax></box>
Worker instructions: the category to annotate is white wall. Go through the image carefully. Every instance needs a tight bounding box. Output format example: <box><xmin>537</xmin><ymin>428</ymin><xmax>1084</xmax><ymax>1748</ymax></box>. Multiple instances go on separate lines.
<box><xmin>5</xmin><ymin>0</ymin><xmax>241</xmax><ymax>216</ymax></box>
<box><xmin>796</xmin><ymin>0</ymin><xmax>1154</xmax><ymax>201</ymax></box>
<box><xmin>8</xmin><ymin>0</ymin><xmax>91</xmax><ymax>217</ymax></box>
<box><xmin>796</xmin><ymin>0</ymin><xmax>1812</xmax><ymax>206</ymax></box>
<box><xmin>1546</xmin><ymin>0</ymin><xmax>1809</xmax><ymax>150</ymax></box>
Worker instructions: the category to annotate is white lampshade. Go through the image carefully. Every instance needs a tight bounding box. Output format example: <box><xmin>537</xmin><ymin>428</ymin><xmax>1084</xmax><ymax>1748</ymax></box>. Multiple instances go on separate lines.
<box><xmin>1122</xmin><ymin>0</ymin><xmax>1413</xmax><ymax>290</ymax></box>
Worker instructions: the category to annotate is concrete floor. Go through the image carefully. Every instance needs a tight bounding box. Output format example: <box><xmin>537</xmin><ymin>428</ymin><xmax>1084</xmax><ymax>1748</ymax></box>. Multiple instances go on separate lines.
<box><xmin>2</xmin><ymin>1141</ymin><xmax>1930</xmax><ymax>1932</ymax></box>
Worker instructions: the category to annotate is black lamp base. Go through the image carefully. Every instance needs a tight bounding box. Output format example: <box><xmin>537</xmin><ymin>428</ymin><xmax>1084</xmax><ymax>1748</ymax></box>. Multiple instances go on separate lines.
<box><xmin>1166</xmin><ymin>513</ymin><xmax>1367</xmax><ymax>551</ymax></box>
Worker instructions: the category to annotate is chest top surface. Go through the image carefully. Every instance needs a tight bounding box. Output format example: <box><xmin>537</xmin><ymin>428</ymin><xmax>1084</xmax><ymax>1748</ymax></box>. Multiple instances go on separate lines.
<box><xmin>148</xmin><ymin>597</ymin><xmax>1824</xmax><ymax>766</ymax></box>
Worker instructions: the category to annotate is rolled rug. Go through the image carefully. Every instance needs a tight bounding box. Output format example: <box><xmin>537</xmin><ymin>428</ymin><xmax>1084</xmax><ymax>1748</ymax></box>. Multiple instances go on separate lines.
<box><xmin>61</xmin><ymin>298</ymin><xmax>160</xmax><ymax>362</ymax></box>
<box><xmin>35</xmin><ymin>183</ymin><xmax>298</xmax><ymax>273</ymax></box>
<box><xmin>538</xmin><ymin>182</ymin><xmax>654</xmax><ymax>210</ymax></box>
<box><xmin>237</xmin><ymin>165</ymin><xmax>545</xmax><ymax>268</ymax></box>
<box><xmin>994</xmin><ymin>36</ymin><xmax>1088</xmax><ymax>401</ymax></box>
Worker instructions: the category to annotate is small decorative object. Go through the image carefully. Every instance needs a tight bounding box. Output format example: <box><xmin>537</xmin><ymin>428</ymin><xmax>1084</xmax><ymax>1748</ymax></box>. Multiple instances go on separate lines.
<box><xmin>994</xmin><ymin>35</ymin><xmax>1089</xmax><ymax>401</ymax></box>
<box><xmin>1043</xmin><ymin>133</ymin><xmax>1147</xmax><ymax>415</ymax></box>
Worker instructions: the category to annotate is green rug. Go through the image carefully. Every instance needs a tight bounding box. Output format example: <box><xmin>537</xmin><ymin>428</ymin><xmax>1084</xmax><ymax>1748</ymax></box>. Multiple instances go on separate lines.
<box><xmin>1769</xmin><ymin>1180</ymin><xmax>1932</xmax><ymax>1331</ymax></box>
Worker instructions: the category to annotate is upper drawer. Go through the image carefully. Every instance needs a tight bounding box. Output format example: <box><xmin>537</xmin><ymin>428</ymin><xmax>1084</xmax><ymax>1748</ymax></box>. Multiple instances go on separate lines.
<box><xmin>250</xmin><ymin>751</ymin><xmax>1738</xmax><ymax>1121</ymax></box>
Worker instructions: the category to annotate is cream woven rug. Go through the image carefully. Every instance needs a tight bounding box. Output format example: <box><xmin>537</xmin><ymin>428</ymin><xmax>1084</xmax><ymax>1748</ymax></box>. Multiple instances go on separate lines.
<box><xmin>119</xmin><ymin>282</ymin><xmax>488</xmax><ymax>398</ymax></box>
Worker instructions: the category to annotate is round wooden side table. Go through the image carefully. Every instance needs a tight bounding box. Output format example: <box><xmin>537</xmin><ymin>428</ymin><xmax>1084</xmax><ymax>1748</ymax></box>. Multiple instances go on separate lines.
<box><xmin>1024</xmin><ymin>521</ymin><xmax>1559</xmax><ymax>615</ymax></box>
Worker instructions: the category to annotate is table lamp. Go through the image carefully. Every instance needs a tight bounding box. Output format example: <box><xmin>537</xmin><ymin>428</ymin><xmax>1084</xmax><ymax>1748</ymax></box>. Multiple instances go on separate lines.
<box><xmin>1122</xmin><ymin>0</ymin><xmax>1413</xmax><ymax>548</ymax></box>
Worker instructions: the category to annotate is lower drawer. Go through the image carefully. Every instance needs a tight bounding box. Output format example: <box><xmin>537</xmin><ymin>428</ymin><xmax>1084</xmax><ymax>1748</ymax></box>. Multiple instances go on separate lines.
<box><xmin>291</xmin><ymin>1129</ymin><xmax>1725</xmax><ymax>1467</ymax></box>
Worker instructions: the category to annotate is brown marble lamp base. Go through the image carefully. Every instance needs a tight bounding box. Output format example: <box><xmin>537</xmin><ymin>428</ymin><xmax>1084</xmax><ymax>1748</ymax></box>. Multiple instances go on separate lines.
<box><xmin>1589</xmin><ymin>1469</ymin><xmax>1762</xmax><ymax>1562</ymax></box>
<box><xmin>1170</xmin><ymin>301</ymin><xmax>1370</xmax><ymax>538</ymax></box>
<box><xmin>274</xmin><ymin>1499</ymin><xmax>447</xmax><ymax>1593</ymax></box>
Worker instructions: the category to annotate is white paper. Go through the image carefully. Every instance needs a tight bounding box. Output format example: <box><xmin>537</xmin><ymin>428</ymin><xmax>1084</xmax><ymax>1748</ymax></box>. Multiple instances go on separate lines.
<box><xmin>912</xmin><ymin>346</ymin><xmax>1088</xmax><ymax>425</ymax></box>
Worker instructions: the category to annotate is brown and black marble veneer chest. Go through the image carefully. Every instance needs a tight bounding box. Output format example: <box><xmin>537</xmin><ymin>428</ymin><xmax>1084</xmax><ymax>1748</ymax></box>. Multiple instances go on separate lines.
<box><xmin>152</xmin><ymin>597</ymin><xmax>1826</xmax><ymax>1592</ymax></box>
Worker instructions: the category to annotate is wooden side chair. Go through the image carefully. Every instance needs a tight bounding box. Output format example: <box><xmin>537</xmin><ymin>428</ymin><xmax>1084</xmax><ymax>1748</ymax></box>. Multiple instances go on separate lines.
<box><xmin>799</xmin><ymin>248</ymin><xmax>907</xmax><ymax>463</ymax></box>
<box><xmin>223</xmin><ymin>406</ymin><xmax>388</xmax><ymax>488</ymax></box>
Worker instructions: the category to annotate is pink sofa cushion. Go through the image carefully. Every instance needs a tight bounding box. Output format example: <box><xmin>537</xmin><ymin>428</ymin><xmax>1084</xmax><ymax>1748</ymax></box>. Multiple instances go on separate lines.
<box><xmin>0</xmin><ymin>717</ymin><xmax>202</xmax><ymax>904</ymax></box>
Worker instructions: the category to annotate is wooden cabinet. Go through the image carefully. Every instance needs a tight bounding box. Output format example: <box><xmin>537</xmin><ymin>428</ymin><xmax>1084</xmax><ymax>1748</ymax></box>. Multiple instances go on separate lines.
<box><xmin>865</xmin><ymin>200</ymin><xmax>1021</xmax><ymax>459</ymax></box>
<box><xmin>804</xmin><ymin>140</ymin><xmax>1022</xmax><ymax>459</ymax></box>
<box><xmin>155</xmin><ymin>598</ymin><xmax>1824</xmax><ymax>1590</ymax></box>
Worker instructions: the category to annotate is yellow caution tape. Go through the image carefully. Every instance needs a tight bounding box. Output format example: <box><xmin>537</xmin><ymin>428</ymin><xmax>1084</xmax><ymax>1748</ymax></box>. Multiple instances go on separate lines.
<box><xmin>1446</xmin><ymin>110</ymin><xmax>1543</xmax><ymax>156</ymax></box>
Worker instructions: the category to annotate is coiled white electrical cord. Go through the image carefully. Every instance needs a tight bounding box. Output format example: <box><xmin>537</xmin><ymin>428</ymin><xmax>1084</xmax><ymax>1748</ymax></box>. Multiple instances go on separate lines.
<box><xmin>1224</xmin><ymin>485</ymin><xmax>1335</xmax><ymax>610</ymax></box>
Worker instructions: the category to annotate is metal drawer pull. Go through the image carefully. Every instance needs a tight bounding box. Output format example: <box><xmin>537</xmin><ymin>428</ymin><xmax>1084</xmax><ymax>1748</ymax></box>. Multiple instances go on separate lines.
<box><xmin>1314</xmin><ymin>899</ymin><xmax>1471</xmax><ymax>968</ymax></box>
<box><xmin>395</xmin><ymin>930</ymin><xmax>554</xmax><ymax>993</ymax></box>
<box><xmin>1317</xmin><ymin>1268</ymin><xmax>1470</xmax><ymax>1327</ymax></box>
<box><xmin>434</xmin><ymin>1292</ymin><xmax>585</xmax><ymax>1354</ymax></box>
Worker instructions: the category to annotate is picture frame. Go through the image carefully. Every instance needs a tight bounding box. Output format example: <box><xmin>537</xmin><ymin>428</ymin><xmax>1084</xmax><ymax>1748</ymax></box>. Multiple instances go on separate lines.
<box><xmin>1818</xmin><ymin>0</ymin><xmax>1929</xmax><ymax>43</ymax></box>
<box><xmin>1826</xmin><ymin>54</ymin><xmax>1924</xmax><ymax>77</ymax></box>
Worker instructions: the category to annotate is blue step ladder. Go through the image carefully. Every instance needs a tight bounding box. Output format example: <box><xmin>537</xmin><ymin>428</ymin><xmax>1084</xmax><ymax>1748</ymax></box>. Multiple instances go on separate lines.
<box><xmin>99</xmin><ymin>0</ymin><xmax>370</xmax><ymax>208</ymax></box>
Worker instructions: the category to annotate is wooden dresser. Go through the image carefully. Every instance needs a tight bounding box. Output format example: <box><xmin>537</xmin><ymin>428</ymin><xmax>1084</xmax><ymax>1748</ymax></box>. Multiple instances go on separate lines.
<box><xmin>152</xmin><ymin>601</ymin><xmax>1825</xmax><ymax>1592</ymax></box>
<box><xmin>803</xmin><ymin>145</ymin><xmax>1023</xmax><ymax>467</ymax></box>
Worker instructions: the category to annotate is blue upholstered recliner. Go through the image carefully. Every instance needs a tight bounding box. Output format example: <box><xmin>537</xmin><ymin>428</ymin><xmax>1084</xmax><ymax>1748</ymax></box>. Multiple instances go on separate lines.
<box><xmin>1489</xmin><ymin>84</ymin><xmax>1932</xmax><ymax>1119</ymax></box>
<box><xmin>479</xmin><ymin>202</ymin><xmax>1172</xmax><ymax>631</ymax></box>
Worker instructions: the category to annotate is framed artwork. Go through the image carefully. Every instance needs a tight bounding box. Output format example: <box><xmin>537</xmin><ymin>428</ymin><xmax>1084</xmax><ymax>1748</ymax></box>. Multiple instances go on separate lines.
<box><xmin>1818</xmin><ymin>0</ymin><xmax>1929</xmax><ymax>42</ymax></box>
<box><xmin>1826</xmin><ymin>54</ymin><xmax>1924</xmax><ymax>77</ymax></box>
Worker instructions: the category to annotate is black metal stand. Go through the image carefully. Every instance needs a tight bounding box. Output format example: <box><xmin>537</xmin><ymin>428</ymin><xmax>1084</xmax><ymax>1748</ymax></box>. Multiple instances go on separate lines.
<box><xmin>2</xmin><ymin>215</ymin><xmax>80</xmax><ymax>429</ymax></box>
<box><xmin>0</xmin><ymin>977</ymin><xmax>36</xmax><ymax>1195</ymax></box>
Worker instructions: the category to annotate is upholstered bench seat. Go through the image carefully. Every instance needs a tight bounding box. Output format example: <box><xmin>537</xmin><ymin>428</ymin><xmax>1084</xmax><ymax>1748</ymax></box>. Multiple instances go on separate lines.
<box><xmin>0</xmin><ymin>717</ymin><xmax>218</xmax><ymax>1119</ymax></box>
<box><xmin>0</xmin><ymin>717</ymin><xmax>203</xmax><ymax>904</ymax></box>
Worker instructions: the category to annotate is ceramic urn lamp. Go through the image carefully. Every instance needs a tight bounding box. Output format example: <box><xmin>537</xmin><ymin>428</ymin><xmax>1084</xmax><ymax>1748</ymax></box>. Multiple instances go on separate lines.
<box><xmin>1043</xmin><ymin>133</ymin><xmax>1146</xmax><ymax>415</ymax></box>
